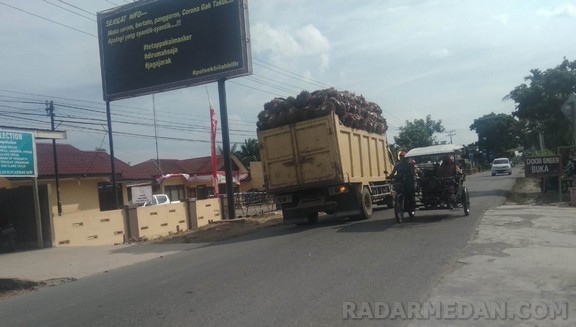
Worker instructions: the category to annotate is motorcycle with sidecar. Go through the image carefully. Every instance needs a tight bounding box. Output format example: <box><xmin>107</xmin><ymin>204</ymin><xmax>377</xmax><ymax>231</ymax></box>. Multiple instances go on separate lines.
<box><xmin>393</xmin><ymin>144</ymin><xmax>471</xmax><ymax>223</ymax></box>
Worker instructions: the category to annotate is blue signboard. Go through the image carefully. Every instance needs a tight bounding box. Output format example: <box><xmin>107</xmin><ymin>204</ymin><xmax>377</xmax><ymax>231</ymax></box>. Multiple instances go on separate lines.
<box><xmin>0</xmin><ymin>130</ymin><xmax>37</xmax><ymax>177</ymax></box>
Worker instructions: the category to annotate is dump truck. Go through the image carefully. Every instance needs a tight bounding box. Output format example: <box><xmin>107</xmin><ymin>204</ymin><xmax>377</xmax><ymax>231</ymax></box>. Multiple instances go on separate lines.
<box><xmin>258</xmin><ymin>111</ymin><xmax>395</xmax><ymax>224</ymax></box>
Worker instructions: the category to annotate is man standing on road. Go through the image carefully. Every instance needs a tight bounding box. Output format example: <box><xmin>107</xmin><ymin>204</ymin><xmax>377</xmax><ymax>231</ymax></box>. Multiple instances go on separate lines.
<box><xmin>390</xmin><ymin>151</ymin><xmax>416</xmax><ymax>212</ymax></box>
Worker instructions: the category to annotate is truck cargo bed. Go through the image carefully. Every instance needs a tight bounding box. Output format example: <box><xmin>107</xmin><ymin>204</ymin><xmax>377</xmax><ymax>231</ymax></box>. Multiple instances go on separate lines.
<box><xmin>258</xmin><ymin>112</ymin><xmax>392</xmax><ymax>194</ymax></box>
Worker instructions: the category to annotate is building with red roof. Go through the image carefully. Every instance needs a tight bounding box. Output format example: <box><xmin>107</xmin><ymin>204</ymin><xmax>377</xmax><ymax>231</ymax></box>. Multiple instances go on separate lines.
<box><xmin>0</xmin><ymin>142</ymin><xmax>255</xmax><ymax>248</ymax></box>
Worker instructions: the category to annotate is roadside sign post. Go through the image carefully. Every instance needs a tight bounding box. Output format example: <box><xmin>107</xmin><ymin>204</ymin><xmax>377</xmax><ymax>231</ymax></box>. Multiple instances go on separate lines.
<box><xmin>0</xmin><ymin>130</ymin><xmax>44</xmax><ymax>248</ymax></box>
<box><xmin>524</xmin><ymin>155</ymin><xmax>565</xmax><ymax>201</ymax></box>
<box><xmin>97</xmin><ymin>0</ymin><xmax>252</xmax><ymax>218</ymax></box>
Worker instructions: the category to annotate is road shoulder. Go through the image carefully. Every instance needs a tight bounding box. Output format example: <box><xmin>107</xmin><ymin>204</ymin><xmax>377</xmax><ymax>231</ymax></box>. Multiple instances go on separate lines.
<box><xmin>407</xmin><ymin>177</ymin><xmax>576</xmax><ymax>326</ymax></box>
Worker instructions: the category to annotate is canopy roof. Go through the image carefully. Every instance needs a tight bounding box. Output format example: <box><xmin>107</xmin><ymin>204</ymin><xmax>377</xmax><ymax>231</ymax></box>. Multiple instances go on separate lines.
<box><xmin>405</xmin><ymin>144</ymin><xmax>464</xmax><ymax>158</ymax></box>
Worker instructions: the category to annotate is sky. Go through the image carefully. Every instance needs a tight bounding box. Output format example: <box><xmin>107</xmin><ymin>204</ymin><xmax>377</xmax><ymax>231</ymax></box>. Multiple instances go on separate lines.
<box><xmin>1</xmin><ymin>0</ymin><xmax>575</xmax><ymax>165</ymax></box>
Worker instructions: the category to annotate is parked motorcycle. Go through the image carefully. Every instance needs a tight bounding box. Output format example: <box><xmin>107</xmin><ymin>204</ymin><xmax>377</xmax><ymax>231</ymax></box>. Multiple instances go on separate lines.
<box><xmin>0</xmin><ymin>224</ymin><xmax>17</xmax><ymax>252</ymax></box>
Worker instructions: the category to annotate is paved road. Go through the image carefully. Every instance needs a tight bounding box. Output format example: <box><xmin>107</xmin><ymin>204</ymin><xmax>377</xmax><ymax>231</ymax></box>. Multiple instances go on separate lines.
<box><xmin>0</xmin><ymin>169</ymin><xmax>519</xmax><ymax>327</ymax></box>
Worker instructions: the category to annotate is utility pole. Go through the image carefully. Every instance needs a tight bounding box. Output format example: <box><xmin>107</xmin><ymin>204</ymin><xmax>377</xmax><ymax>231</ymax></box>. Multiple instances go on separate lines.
<box><xmin>446</xmin><ymin>130</ymin><xmax>456</xmax><ymax>144</ymax></box>
<box><xmin>45</xmin><ymin>100</ymin><xmax>62</xmax><ymax>216</ymax></box>
<box><xmin>106</xmin><ymin>101</ymin><xmax>119</xmax><ymax>209</ymax></box>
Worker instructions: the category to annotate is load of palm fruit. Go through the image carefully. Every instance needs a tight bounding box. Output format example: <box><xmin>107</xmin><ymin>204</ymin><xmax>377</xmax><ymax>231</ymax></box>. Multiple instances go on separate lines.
<box><xmin>256</xmin><ymin>88</ymin><xmax>387</xmax><ymax>134</ymax></box>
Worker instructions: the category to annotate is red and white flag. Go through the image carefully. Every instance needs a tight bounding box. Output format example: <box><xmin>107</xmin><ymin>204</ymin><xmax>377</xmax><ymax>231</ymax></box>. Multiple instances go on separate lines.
<box><xmin>209</xmin><ymin>100</ymin><xmax>219</xmax><ymax>197</ymax></box>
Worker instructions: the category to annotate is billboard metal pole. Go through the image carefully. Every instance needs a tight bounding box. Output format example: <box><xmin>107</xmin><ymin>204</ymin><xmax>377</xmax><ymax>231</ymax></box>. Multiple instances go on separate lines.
<box><xmin>106</xmin><ymin>100</ymin><xmax>119</xmax><ymax>209</ymax></box>
<box><xmin>218</xmin><ymin>79</ymin><xmax>236</xmax><ymax>219</ymax></box>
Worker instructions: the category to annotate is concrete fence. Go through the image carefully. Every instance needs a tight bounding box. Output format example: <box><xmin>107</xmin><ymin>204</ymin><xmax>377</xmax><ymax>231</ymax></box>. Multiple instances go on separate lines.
<box><xmin>53</xmin><ymin>209</ymin><xmax>126</xmax><ymax>247</ymax></box>
<box><xmin>52</xmin><ymin>198</ymin><xmax>222</xmax><ymax>246</ymax></box>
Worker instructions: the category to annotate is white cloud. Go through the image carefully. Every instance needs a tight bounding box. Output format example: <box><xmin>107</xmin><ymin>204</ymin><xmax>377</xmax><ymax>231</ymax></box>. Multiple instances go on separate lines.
<box><xmin>491</xmin><ymin>13</ymin><xmax>510</xmax><ymax>24</ymax></box>
<box><xmin>430</xmin><ymin>49</ymin><xmax>451</xmax><ymax>59</ymax></box>
<box><xmin>386</xmin><ymin>6</ymin><xmax>410</xmax><ymax>14</ymax></box>
<box><xmin>537</xmin><ymin>4</ymin><xmax>576</xmax><ymax>18</ymax></box>
<box><xmin>252</xmin><ymin>23</ymin><xmax>331</xmax><ymax>71</ymax></box>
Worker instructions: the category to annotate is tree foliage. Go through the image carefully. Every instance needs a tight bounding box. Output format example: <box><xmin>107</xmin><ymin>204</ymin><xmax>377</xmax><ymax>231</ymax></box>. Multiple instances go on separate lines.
<box><xmin>506</xmin><ymin>58</ymin><xmax>576</xmax><ymax>150</ymax></box>
<box><xmin>469</xmin><ymin>113</ymin><xmax>522</xmax><ymax>158</ymax></box>
<box><xmin>394</xmin><ymin>115</ymin><xmax>445</xmax><ymax>149</ymax></box>
<box><xmin>237</xmin><ymin>138</ymin><xmax>260</xmax><ymax>168</ymax></box>
<box><xmin>217</xmin><ymin>143</ymin><xmax>239</xmax><ymax>156</ymax></box>
<box><xmin>218</xmin><ymin>138</ymin><xmax>261</xmax><ymax>169</ymax></box>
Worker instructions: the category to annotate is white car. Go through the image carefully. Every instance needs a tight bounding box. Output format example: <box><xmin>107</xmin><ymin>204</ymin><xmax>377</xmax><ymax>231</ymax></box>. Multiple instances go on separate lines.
<box><xmin>141</xmin><ymin>194</ymin><xmax>172</xmax><ymax>207</ymax></box>
<box><xmin>491</xmin><ymin>158</ymin><xmax>512</xmax><ymax>176</ymax></box>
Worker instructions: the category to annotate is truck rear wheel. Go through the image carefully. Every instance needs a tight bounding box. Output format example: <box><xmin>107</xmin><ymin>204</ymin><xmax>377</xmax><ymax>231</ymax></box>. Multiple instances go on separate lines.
<box><xmin>353</xmin><ymin>187</ymin><xmax>373</xmax><ymax>220</ymax></box>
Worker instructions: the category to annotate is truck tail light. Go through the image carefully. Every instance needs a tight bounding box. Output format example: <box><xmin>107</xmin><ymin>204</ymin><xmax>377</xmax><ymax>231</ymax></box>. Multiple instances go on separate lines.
<box><xmin>329</xmin><ymin>185</ymin><xmax>349</xmax><ymax>195</ymax></box>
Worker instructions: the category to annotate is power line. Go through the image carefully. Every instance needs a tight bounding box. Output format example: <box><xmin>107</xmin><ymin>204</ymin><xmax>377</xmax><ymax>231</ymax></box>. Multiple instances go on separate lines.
<box><xmin>246</xmin><ymin>76</ymin><xmax>299</xmax><ymax>94</ymax></box>
<box><xmin>103</xmin><ymin>0</ymin><xmax>122</xmax><ymax>6</ymax></box>
<box><xmin>0</xmin><ymin>99</ymin><xmax>255</xmax><ymax>136</ymax></box>
<box><xmin>0</xmin><ymin>1</ymin><xmax>96</xmax><ymax>37</ymax></box>
<box><xmin>229</xmin><ymin>80</ymin><xmax>285</xmax><ymax>98</ymax></box>
<box><xmin>43</xmin><ymin>0</ymin><xmax>95</xmax><ymax>21</ymax></box>
<box><xmin>55</xmin><ymin>0</ymin><xmax>96</xmax><ymax>16</ymax></box>
<box><xmin>253</xmin><ymin>58</ymin><xmax>332</xmax><ymax>89</ymax></box>
<box><xmin>445</xmin><ymin>129</ymin><xmax>456</xmax><ymax>144</ymax></box>
<box><xmin>0</xmin><ymin>90</ymin><xmax>259</xmax><ymax>136</ymax></box>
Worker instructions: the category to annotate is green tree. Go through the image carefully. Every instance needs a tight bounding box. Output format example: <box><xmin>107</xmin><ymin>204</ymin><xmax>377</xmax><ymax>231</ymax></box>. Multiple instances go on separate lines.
<box><xmin>505</xmin><ymin>58</ymin><xmax>576</xmax><ymax>151</ymax></box>
<box><xmin>394</xmin><ymin>115</ymin><xmax>445</xmax><ymax>149</ymax></box>
<box><xmin>236</xmin><ymin>138</ymin><xmax>260</xmax><ymax>168</ymax></box>
<box><xmin>217</xmin><ymin>143</ymin><xmax>239</xmax><ymax>156</ymax></box>
<box><xmin>469</xmin><ymin>113</ymin><xmax>522</xmax><ymax>158</ymax></box>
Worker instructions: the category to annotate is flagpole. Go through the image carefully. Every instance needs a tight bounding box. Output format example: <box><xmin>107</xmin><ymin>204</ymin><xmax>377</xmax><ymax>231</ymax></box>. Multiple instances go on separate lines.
<box><xmin>208</xmin><ymin>98</ymin><xmax>220</xmax><ymax>198</ymax></box>
<box><xmin>206</xmin><ymin>87</ymin><xmax>220</xmax><ymax>199</ymax></box>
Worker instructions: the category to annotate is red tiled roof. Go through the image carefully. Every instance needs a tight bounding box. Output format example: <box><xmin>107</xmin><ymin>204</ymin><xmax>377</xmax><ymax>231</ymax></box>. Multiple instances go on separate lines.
<box><xmin>35</xmin><ymin>142</ymin><xmax>245</xmax><ymax>181</ymax></box>
<box><xmin>36</xmin><ymin>142</ymin><xmax>131</xmax><ymax>178</ymax></box>
<box><xmin>179</xmin><ymin>156</ymin><xmax>225</xmax><ymax>174</ymax></box>
<box><xmin>127</xmin><ymin>155</ymin><xmax>238</xmax><ymax>178</ymax></box>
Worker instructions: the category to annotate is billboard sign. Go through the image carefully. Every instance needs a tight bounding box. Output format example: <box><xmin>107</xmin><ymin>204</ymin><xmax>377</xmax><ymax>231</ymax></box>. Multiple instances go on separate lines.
<box><xmin>0</xmin><ymin>130</ymin><xmax>37</xmax><ymax>177</ymax></box>
<box><xmin>97</xmin><ymin>0</ymin><xmax>252</xmax><ymax>101</ymax></box>
<box><xmin>524</xmin><ymin>156</ymin><xmax>561</xmax><ymax>177</ymax></box>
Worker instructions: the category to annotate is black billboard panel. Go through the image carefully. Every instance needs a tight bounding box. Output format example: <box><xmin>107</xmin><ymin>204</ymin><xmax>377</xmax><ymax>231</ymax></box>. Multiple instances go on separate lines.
<box><xmin>97</xmin><ymin>0</ymin><xmax>252</xmax><ymax>101</ymax></box>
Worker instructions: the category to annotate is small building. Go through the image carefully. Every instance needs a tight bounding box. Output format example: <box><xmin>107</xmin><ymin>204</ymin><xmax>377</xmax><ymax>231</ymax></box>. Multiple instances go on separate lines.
<box><xmin>0</xmin><ymin>143</ymin><xmax>133</xmax><ymax>248</ymax></box>
<box><xmin>126</xmin><ymin>155</ymin><xmax>251</xmax><ymax>202</ymax></box>
<box><xmin>0</xmin><ymin>143</ymin><xmax>255</xmax><ymax>248</ymax></box>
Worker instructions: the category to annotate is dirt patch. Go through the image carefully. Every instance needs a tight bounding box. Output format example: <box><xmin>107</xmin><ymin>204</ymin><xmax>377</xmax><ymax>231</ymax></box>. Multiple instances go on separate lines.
<box><xmin>153</xmin><ymin>213</ymin><xmax>284</xmax><ymax>244</ymax></box>
<box><xmin>505</xmin><ymin>176</ymin><xmax>540</xmax><ymax>205</ymax></box>
<box><xmin>0</xmin><ymin>277</ymin><xmax>76</xmax><ymax>300</ymax></box>
<box><xmin>505</xmin><ymin>176</ymin><xmax>572</xmax><ymax>206</ymax></box>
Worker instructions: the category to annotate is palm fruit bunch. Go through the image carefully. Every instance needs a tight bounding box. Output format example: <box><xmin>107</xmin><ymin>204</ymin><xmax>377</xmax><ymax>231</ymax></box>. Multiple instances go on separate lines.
<box><xmin>256</xmin><ymin>88</ymin><xmax>387</xmax><ymax>134</ymax></box>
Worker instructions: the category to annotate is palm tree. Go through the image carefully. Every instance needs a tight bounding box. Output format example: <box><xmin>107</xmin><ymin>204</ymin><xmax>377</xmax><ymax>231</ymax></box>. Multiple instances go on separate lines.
<box><xmin>237</xmin><ymin>138</ymin><xmax>260</xmax><ymax>168</ymax></box>
<box><xmin>217</xmin><ymin>143</ymin><xmax>239</xmax><ymax>156</ymax></box>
